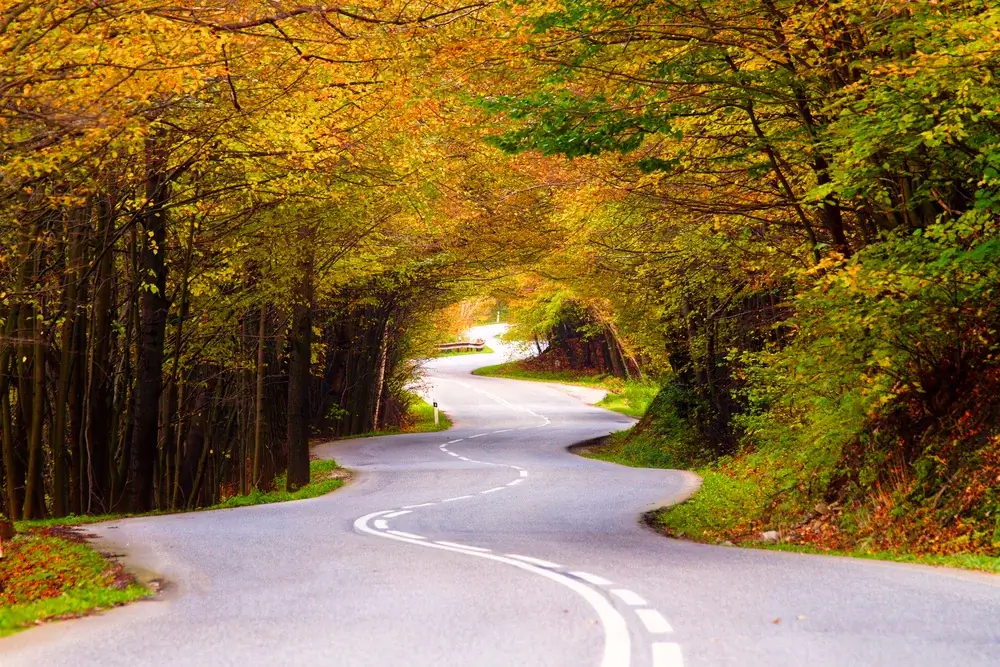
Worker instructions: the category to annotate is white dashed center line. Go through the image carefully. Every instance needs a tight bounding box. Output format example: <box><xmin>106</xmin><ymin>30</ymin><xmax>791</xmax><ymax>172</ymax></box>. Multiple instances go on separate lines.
<box><xmin>611</xmin><ymin>589</ymin><xmax>647</xmax><ymax>606</ymax></box>
<box><xmin>386</xmin><ymin>530</ymin><xmax>425</xmax><ymax>540</ymax></box>
<box><xmin>571</xmin><ymin>571</ymin><xmax>613</xmax><ymax>586</ymax></box>
<box><xmin>506</xmin><ymin>554</ymin><xmax>561</xmax><ymax>568</ymax></box>
<box><xmin>652</xmin><ymin>642</ymin><xmax>684</xmax><ymax>667</ymax></box>
<box><xmin>435</xmin><ymin>541</ymin><xmax>491</xmax><ymax>552</ymax></box>
<box><xmin>636</xmin><ymin>609</ymin><xmax>674</xmax><ymax>634</ymax></box>
<box><xmin>353</xmin><ymin>381</ymin><xmax>686</xmax><ymax>667</ymax></box>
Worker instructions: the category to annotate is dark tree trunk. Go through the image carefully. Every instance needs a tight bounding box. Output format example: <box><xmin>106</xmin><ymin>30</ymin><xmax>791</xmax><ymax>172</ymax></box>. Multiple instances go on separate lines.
<box><xmin>128</xmin><ymin>141</ymin><xmax>170</xmax><ymax>513</ymax></box>
<box><xmin>0</xmin><ymin>307</ymin><xmax>20</xmax><ymax>520</ymax></box>
<box><xmin>85</xmin><ymin>196</ymin><xmax>115</xmax><ymax>511</ymax></box>
<box><xmin>286</xmin><ymin>226</ymin><xmax>314</xmax><ymax>491</ymax></box>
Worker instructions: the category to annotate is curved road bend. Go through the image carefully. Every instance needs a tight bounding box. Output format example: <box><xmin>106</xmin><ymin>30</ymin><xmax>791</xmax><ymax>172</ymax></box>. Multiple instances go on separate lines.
<box><xmin>4</xmin><ymin>326</ymin><xmax>1000</xmax><ymax>666</ymax></box>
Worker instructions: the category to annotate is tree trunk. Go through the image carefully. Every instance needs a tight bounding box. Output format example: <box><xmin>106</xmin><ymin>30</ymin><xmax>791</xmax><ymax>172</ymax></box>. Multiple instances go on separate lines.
<box><xmin>85</xmin><ymin>196</ymin><xmax>115</xmax><ymax>511</ymax></box>
<box><xmin>51</xmin><ymin>208</ymin><xmax>86</xmax><ymax>517</ymax></box>
<box><xmin>0</xmin><ymin>307</ymin><xmax>19</xmax><ymax>521</ymax></box>
<box><xmin>252</xmin><ymin>306</ymin><xmax>266</xmax><ymax>489</ymax></box>
<box><xmin>285</xmin><ymin>227</ymin><xmax>314</xmax><ymax>491</ymax></box>
<box><xmin>22</xmin><ymin>311</ymin><xmax>45</xmax><ymax>519</ymax></box>
<box><xmin>128</xmin><ymin>138</ymin><xmax>170</xmax><ymax>513</ymax></box>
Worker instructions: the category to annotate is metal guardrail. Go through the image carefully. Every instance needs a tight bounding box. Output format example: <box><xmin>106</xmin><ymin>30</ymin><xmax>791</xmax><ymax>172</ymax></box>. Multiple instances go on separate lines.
<box><xmin>437</xmin><ymin>339</ymin><xmax>486</xmax><ymax>352</ymax></box>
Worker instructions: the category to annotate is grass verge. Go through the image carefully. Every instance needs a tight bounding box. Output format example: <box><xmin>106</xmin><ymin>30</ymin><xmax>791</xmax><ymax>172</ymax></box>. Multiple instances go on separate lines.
<box><xmin>584</xmin><ymin>429</ymin><xmax>1000</xmax><ymax>575</ymax></box>
<box><xmin>432</xmin><ymin>346</ymin><xmax>494</xmax><ymax>357</ymax></box>
<box><xmin>15</xmin><ymin>459</ymin><xmax>349</xmax><ymax>531</ymax></box>
<box><xmin>340</xmin><ymin>394</ymin><xmax>453</xmax><ymax>439</ymax></box>
<box><xmin>578</xmin><ymin>381</ymin><xmax>1000</xmax><ymax>575</ymax></box>
<box><xmin>212</xmin><ymin>459</ymin><xmax>347</xmax><ymax>509</ymax></box>
<box><xmin>472</xmin><ymin>361</ymin><xmax>657</xmax><ymax>418</ymax></box>
<box><xmin>0</xmin><ymin>529</ymin><xmax>150</xmax><ymax>637</ymax></box>
<box><xmin>4</xmin><ymin>457</ymin><xmax>349</xmax><ymax>636</ymax></box>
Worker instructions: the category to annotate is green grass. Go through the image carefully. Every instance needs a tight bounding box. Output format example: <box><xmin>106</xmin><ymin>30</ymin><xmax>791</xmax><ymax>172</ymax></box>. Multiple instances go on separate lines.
<box><xmin>339</xmin><ymin>395</ymin><xmax>453</xmax><ymax>439</ymax></box>
<box><xmin>212</xmin><ymin>459</ymin><xmax>347</xmax><ymax>509</ymax></box>
<box><xmin>433</xmin><ymin>345</ymin><xmax>494</xmax><ymax>357</ymax></box>
<box><xmin>472</xmin><ymin>362</ymin><xmax>657</xmax><ymax>418</ymax></box>
<box><xmin>4</xmin><ymin>458</ymin><xmax>348</xmax><ymax>636</ymax></box>
<box><xmin>751</xmin><ymin>542</ymin><xmax>1000</xmax><ymax>574</ymax></box>
<box><xmin>472</xmin><ymin>362</ymin><xmax>615</xmax><ymax>387</ymax></box>
<box><xmin>587</xmin><ymin>423</ymin><xmax>1000</xmax><ymax>576</ymax></box>
<box><xmin>0</xmin><ymin>533</ymin><xmax>150</xmax><ymax>637</ymax></box>
<box><xmin>15</xmin><ymin>459</ymin><xmax>348</xmax><ymax>532</ymax></box>
<box><xmin>404</xmin><ymin>396</ymin><xmax>454</xmax><ymax>432</ymax></box>
<box><xmin>650</xmin><ymin>469</ymin><xmax>767</xmax><ymax>537</ymax></box>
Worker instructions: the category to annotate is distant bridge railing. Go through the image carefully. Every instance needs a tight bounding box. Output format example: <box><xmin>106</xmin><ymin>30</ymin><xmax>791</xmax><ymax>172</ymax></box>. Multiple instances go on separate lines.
<box><xmin>436</xmin><ymin>339</ymin><xmax>486</xmax><ymax>352</ymax></box>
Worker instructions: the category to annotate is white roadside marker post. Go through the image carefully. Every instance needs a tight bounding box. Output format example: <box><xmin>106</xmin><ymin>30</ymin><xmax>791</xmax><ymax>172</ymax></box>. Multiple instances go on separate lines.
<box><xmin>433</xmin><ymin>401</ymin><xmax>439</xmax><ymax>425</ymax></box>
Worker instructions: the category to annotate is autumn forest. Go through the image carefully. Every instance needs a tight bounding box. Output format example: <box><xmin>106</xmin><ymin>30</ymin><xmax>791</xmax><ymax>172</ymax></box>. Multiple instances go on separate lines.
<box><xmin>3</xmin><ymin>0</ymin><xmax>1000</xmax><ymax>561</ymax></box>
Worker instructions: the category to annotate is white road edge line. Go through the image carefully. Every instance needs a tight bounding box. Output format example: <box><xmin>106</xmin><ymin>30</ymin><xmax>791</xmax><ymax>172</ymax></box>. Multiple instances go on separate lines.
<box><xmin>505</xmin><ymin>554</ymin><xmax>561</xmax><ymax>568</ymax></box>
<box><xmin>507</xmin><ymin>478</ymin><xmax>524</xmax><ymax>486</ymax></box>
<box><xmin>401</xmin><ymin>503</ymin><xmax>435</xmax><ymax>509</ymax></box>
<box><xmin>385</xmin><ymin>530</ymin><xmax>425</xmax><ymax>540</ymax></box>
<box><xmin>610</xmin><ymin>589</ymin><xmax>647</xmax><ymax>606</ymax></box>
<box><xmin>373</xmin><ymin>519</ymin><xmax>388</xmax><ymax>529</ymax></box>
<box><xmin>571</xmin><ymin>571</ymin><xmax>613</xmax><ymax>586</ymax></box>
<box><xmin>442</xmin><ymin>495</ymin><xmax>474</xmax><ymax>502</ymax></box>
<box><xmin>492</xmin><ymin>429</ymin><xmax>513</xmax><ymax>434</ymax></box>
<box><xmin>384</xmin><ymin>510</ymin><xmax>412</xmax><ymax>518</ymax></box>
<box><xmin>448</xmin><ymin>452</ymin><xmax>460</xmax><ymax>457</ymax></box>
<box><xmin>435</xmin><ymin>541</ymin><xmax>490</xmax><ymax>552</ymax></box>
<box><xmin>447</xmin><ymin>439</ymin><xmax>464</xmax><ymax>444</ymax></box>
<box><xmin>355</xmin><ymin>511</ymin><xmax>630</xmax><ymax>667</ymax></box>
<box><xmin>480</xmin><ymin>487</ymin><xmax>505</xmax><ymax>494</ymax></box>
<box><xmin>651</xmin><ymin>642</ymin><xmax>684</xmax><ymax>667</ymax></box>
<box><xmin>636</xmin><ymin>609</ymin><xmax>673</xmax><ymax>634</ymax></box>
<box><xmin>468</xmin><ymin>433</ymin><xmax>487</xmax><ymax>438</ymax></box>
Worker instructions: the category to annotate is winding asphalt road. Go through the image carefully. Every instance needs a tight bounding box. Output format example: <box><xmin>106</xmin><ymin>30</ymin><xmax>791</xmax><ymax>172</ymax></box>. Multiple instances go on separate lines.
<box><xmin>4</xmin><ymin>325</ymin><xmax>1000</xmax><ymax>666</ymax></box>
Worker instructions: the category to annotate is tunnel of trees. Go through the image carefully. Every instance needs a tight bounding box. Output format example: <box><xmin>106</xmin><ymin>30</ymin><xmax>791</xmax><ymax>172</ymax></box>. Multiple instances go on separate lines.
<box><xmin>3</xmin><ymin>1</ymin><xmax>1000</xmax><ymax>555</ymax></box>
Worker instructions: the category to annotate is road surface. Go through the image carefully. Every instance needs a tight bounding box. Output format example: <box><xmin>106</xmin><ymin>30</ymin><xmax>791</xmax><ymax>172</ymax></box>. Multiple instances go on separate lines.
<box><xmin>4</xmin><ymin>325</ymin><xmax>1000</xmax><ymax>666</ymax></box>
